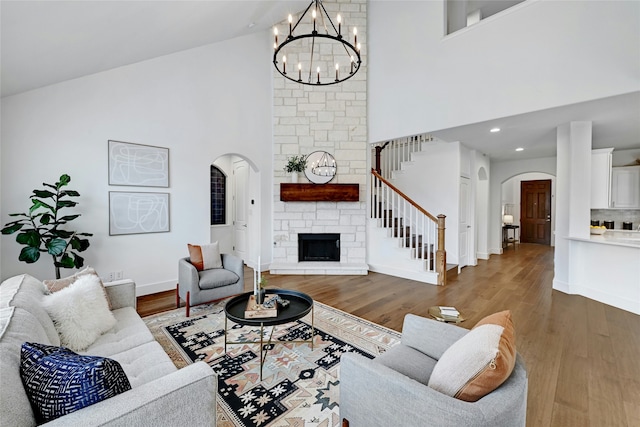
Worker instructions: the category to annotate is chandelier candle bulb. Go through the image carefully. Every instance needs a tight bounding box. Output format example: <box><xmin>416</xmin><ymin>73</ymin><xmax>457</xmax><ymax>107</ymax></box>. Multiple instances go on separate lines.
<box><xmin>350</xmin><ymin>56</ymin><xmax>354</xmax><ymax>74</ymax></box>
<box><xmin>274</xmin><ymin>27</ymin><xmax>278</xmax><ymax>45</ymax></box>
<box><xmin>337</xmin><ymin>14</ymin><xmax>342</xmax><ymax>36</ymax></box>
<box><xmin>282</xmin><ymin>56</ymin><xmax>286</xmax><ymax>74</ymax></box>
<box><xmin>335</xmin><ymin>63</ymin><xmax>339</xmax><ymax>81</ymax></box>
<box><xmin>353</xmin><ymin>27</ymin><xmax>357</xmax><ymax>46</ymax></box>
<box><xmin>312</xmin><ymin>9</ymin><xmax>316</xmax><ymax>32</ymax></box>
<box><xmin>298</xmin><ymin>63</ymin><xmax>302</xmax><ymax>81</ymax></box>
<box><xmin>317</xmin><ymin>66</ymin><xmax>320</xmax><ymax>84</ymax></box>
<box><xmin>288</xmin><ymin>14</ymin><xmax>292</xmax><ymax>36</ymax></box>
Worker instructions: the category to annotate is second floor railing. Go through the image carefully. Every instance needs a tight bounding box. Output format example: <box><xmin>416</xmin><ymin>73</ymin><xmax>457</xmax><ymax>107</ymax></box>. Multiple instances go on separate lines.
<box><xmin>372</xmin><ymin>133</ymin><xmax>433</xmax><ymax>181</ymax></box>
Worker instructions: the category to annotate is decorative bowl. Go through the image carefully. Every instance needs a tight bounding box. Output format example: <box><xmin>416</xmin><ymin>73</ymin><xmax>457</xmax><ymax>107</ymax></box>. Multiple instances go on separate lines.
<box><xmin>590</xmin><ymin>227</ymin><xmax>606</xmax><ymax>235</ymax></box>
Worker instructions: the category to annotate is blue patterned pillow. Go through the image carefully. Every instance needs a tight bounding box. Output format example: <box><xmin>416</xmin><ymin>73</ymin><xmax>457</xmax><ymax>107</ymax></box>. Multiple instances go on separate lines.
<box><xmin>19</xmin><ymin>342</ymin><xmax>131</xmax><ymax>423</ymax></box>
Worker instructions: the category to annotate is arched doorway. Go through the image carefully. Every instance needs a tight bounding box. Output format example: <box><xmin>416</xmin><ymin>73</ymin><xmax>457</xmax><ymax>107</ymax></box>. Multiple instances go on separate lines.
<box><xmin>211</xmin><ymin>154</ymin><xmax>261</xmax><ymax>270</ymax></box>
<box><xmin>501</xmin><ymin>172</ymin><xmax>556</xmax><ymax>247</ymax></box>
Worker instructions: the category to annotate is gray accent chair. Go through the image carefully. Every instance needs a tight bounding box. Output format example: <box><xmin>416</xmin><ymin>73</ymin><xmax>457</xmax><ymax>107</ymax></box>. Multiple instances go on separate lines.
<box><xmin>340</xmin><ymin>314</ymin><xmax>528</xmax><ymax>427</ymax></box>
<box><xmin>177</xmin><ymin>255</ymin><xmax>244</xmax><ymax>317</ymax></box>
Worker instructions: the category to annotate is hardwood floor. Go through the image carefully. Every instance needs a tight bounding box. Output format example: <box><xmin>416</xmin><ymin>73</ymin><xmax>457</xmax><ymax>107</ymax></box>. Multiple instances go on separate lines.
<box><xmin>137</xmin><ymin>244</ymin><xmax>640</xmax><ymax>427</ymax></box>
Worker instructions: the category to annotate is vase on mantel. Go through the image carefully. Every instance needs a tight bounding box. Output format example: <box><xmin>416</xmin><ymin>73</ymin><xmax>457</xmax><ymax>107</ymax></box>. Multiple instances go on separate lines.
<box><xmin>291</xmin><ymin>171</ymin><xmax>299</xmax><ymax>183</ymax></box>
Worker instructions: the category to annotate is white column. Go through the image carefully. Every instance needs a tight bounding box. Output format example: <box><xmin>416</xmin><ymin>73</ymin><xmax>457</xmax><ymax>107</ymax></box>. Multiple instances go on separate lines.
<box><xmin>554</xmin><ymin>121</ymin><xmax>592</xmax><ymax>293</ymax></box>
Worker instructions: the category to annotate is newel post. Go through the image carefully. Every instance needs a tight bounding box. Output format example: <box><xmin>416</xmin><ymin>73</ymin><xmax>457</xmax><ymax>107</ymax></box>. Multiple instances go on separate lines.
<box><xmin>436</xmin><ymin>214</ymin><xmax>447</xmax><ymax>286</ymax></box>
<box><xmin>374</xmin><ymin>146</ymin><xmax>383</xmax><ymax>175</ymax></box>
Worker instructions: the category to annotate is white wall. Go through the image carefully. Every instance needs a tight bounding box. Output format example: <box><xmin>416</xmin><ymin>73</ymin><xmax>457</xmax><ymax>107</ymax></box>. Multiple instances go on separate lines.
<box><xmin>368</xmin><ymin>0</ymin><xmax>640</xmax><ymax>141</ymax></box>
<box><xmin>489</xmin><ymin>157</ymin><xmax>557</xmax><ymax>253</ymax></box>
<box><xmin>1</xmin><ymin>32</ymin><xmax>274</xmax><ymax>294</ymax></box>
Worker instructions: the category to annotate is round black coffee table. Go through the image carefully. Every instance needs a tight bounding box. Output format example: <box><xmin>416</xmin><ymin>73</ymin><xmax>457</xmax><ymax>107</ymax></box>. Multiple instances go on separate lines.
<box><xmin>224</xmin><ymin>289</ymin><xmax>314</xmax><ymax>380</ymax></box>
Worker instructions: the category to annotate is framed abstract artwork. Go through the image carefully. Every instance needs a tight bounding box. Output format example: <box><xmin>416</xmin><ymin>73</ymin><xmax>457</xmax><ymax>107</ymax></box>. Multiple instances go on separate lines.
<box><xmin>108</xmin><ymin>140</ymin><xmax>169</xmax><ymax>187</ymax></box>
<box><xmin>109</xmin><ymin>192</ymin><xmax>170</xmax><ymax>235</ymax></box>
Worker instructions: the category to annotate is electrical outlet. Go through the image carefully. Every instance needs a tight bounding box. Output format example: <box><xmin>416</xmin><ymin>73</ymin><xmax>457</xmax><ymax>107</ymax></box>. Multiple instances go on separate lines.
<box><xmin>105</xmin><ymin>272</ymin><xmax>115</xmax><ymax>282</ymax></box>
<box><xmin>115</xmin><ymin>271</ymin><xmax>123</xmax><ymax>280</ymax></box>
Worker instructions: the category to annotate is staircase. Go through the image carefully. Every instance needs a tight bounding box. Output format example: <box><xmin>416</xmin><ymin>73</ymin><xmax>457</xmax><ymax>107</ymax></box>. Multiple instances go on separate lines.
<box><xmin>367</xmin><ymin>134</ymin><xmax>457</xmax><ymax>285</ymax></box>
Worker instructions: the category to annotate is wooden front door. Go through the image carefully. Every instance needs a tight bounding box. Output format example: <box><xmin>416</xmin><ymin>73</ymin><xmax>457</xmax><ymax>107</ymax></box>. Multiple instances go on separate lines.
<box><xmin>520</xmin><ymin>180</ymin><xmax>551</xmax><ymax>245</ymax></box>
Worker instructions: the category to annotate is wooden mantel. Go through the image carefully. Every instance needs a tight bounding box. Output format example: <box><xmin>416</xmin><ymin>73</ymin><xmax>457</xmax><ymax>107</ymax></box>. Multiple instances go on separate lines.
<box><xmin>280</xmin><ymin>183</ymin><xmax>359</xmax><ymax>202</ymax></box>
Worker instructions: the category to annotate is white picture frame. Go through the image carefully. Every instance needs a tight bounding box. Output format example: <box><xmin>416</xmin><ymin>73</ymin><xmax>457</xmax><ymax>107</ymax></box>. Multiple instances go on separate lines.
<box><xmin>109</xmin><ymin>192</ymin><xmax>170</xmax><ymax>235</ymax></box>
<box><xmin>108</xmin><ymin>140</ymin><xmax>169</xmax><ymax>187</ymax></box>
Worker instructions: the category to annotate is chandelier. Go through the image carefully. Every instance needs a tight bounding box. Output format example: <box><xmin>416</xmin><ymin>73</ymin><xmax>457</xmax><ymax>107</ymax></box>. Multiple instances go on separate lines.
<box><xmin>311</xmin><ymin>152</ymin><xmax>336</xmax><ymax>176</ymax></box>
<box><xmin>273</xmin><ymin>0</ymin><xmax>362</xmax><ymax>86</ymax></box>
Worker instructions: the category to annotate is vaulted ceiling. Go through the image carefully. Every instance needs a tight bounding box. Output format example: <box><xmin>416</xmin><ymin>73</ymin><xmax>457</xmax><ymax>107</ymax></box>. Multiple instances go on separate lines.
<box><xmin>2</xmin><ymin>1</ymin><xmax>638</xmax><ymax>161</ymax></box>
<box><xmin>0</xmin><ymin>1</ymin><xmax>308</xmax><ymax>97</ymax></box>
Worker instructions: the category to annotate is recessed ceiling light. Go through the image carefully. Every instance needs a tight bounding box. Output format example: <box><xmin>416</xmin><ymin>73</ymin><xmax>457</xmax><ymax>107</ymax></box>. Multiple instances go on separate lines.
<box><xmin>515</xmin><ymin>147</ymin><xmax>524</xmax><ymax>152</ymax></box>
<box><xmin>248</xmin><ymin>22</ymin><xmax>256</xmax><ymax>28</ymax></box>
<box><xmin>490</xmin><ymin>127</ymin><xmax>501</xmax><ymax>133</ymax></box>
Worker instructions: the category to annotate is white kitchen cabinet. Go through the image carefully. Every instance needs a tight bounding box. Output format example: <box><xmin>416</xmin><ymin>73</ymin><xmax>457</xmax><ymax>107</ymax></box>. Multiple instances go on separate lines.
<box><xmin>611</xmin><ymin>165</ymin><xmax>640</xmax><ymax>208</ymax></box>
<box><xmin>591</xmin><ymin>148</ymin><xmax>613</xmax><ymax>209</ymax></box>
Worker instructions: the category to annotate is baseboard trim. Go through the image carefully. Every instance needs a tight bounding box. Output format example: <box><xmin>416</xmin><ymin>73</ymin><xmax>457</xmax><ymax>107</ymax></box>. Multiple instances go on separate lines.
<box><xmin>576</xmin><ymin>286</ymin><xmax>639</xmax><ymax>315</ymax></box>
<box><xmin>368</xmin><ymin>264</ymin><xmax>439</xmax><ymax>285</ymax></box>
<box><xmin>552</xmin><ymin>279</ymin><xmax>571</xmax><ymax>294</ymax></box>
<box><xmin>136</xmin><ymin>280</ymin><xmax>176</xmax><ymax>297</ymax></box>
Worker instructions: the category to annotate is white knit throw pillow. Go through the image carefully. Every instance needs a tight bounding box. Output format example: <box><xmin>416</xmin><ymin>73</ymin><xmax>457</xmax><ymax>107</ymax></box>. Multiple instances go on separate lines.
<box><xmin>42</xmin><ymin>274</ymin><xmax>116</xmax><ymax>351</ymax></box>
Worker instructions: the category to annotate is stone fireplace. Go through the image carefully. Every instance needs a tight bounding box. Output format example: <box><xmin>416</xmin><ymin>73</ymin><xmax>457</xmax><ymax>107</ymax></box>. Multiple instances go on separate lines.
<box><xmin>270</xmin><ymin>0</ymin><xmax>368</xmax><ymax>276</ymax></box>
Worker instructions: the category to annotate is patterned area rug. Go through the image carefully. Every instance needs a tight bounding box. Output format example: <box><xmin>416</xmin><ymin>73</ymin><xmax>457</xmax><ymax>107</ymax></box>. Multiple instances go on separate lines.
<box><xmin>143</xmin><ymin>300</ymin><xmax>401</xmax><ymax>427</ymax></box>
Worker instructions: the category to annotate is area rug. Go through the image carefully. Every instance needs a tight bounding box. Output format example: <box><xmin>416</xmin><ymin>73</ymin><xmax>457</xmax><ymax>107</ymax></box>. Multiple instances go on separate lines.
<box><xmin>143</xmin><ymin>300</ymin><xmax>401</xmax><ymax>427</ymax></box>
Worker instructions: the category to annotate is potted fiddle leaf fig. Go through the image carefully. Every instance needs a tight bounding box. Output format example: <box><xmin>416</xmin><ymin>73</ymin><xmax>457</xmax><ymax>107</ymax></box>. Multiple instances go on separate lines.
<box><xmin>1</xmin><ymin>174</ymin><xmax>92</xmax><ymax>279</ymax></box>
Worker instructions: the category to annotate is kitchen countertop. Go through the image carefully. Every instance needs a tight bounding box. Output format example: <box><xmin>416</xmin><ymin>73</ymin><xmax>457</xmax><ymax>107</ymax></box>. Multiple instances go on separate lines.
<box><xmin>568</xmin><ymin>230</ymin><xmax>640</xmax><ymax>248</ymax></box>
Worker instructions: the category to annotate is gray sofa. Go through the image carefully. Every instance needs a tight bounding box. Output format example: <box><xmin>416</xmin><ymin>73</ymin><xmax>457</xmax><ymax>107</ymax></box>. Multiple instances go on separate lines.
<box><xmin>340</xmin><ymin>314</ymin><xmax>528</xmax><ymax>427</ymax></box>
<box><xmin>0</xmin><ymin>274</ymin><xmax>216</xmax><ymax>426</ymax></box>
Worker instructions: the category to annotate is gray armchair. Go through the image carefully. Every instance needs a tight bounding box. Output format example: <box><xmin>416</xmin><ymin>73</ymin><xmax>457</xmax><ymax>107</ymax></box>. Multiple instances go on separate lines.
<box><xmin>340</xmin><ymin>314</ymin><xmax>528</xmax><ymax>427</ymax></box>
<box><xmin>177</xmin><ymin>254</ymin><xmax>244</xmax><ymax>317</ymax></box>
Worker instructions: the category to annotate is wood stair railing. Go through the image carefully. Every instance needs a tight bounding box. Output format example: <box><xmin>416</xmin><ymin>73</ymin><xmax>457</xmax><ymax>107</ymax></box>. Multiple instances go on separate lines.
<box><xmin>370</xmin><ymin>168</ymin><xmax>447</xmax><ymax>285</ymax></box>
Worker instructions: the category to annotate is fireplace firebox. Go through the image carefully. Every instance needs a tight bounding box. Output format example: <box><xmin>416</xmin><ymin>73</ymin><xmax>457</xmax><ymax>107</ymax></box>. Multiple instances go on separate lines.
<box><xmin>298</xmin><ymin>233</ymin><xmax>340</xmax><ymax>262</ymax></box>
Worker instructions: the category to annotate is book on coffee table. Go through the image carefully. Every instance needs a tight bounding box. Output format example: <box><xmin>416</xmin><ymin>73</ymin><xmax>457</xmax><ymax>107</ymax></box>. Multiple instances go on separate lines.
<box><xmin>244</xmin><ymin>295</ymin><xmax>278</xmax><ymax>319</ymax></box>
<box><xmin>428</xmin><ymin>305</ymin><xmax>465</xmax><ymax>323</ymax></box>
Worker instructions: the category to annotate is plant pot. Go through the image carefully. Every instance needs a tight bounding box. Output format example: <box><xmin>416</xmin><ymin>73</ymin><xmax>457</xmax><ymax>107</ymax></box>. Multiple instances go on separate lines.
<box><xmin>291</xmin><ymin>171</ymin><xmax>299</xmax><ymax>183</ymax></box>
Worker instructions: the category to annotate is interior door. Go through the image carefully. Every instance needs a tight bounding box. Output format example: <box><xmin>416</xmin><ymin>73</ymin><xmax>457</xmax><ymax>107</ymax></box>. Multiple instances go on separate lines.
<box><xmin>233</xmin><ymin>160</ymin><xmax>249</xmax><ymax>260</ymax></box>
<box><xmin>459</xmin><ymin>177</ymin><xmax>470</xmax><ymax>269</ymax></box>
<box><xmin>520</xmin><ymin>179</ymin><xmax>551</xmax><ymax>245</ymax></box>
